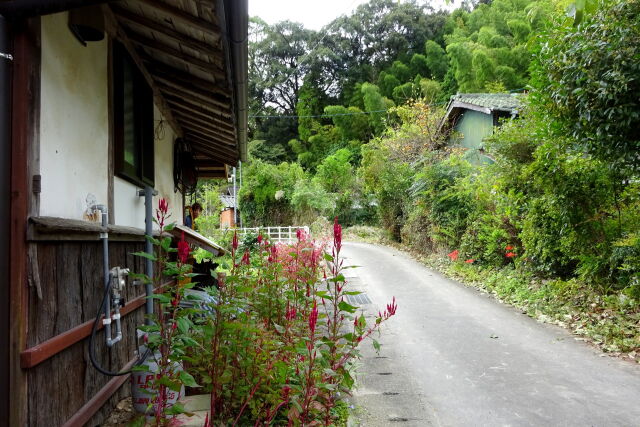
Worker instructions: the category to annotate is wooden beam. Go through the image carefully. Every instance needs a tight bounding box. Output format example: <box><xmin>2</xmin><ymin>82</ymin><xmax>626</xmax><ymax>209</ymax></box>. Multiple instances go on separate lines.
<box><xmin>190</xmin><ymin>145</ymin><xmax>236</xmax><ymax>165</ymax></box>
<box><xmin>111</xmin><ymin>5</ymin><xmax>221</xmax><ymax>56</ymax></box>
<box><xmin>182</xmin><ymin>125</ymin><xmax>236</xmax><ymax>147</ymax></box>
<box><xmin>168</xmin><ymin>101</ymin><xmax>234</xmax><ymax>129</ymax></box>
<box><xmin>101</xmin><ymin>4</ymin><xmax>183</xmax><ymax>137</ymax></box>
<box><xmin>164</xmin><ymin>93</ymin><xmax>231</xmax><ymax>118</ymax></box>
<box><xmin>137</xmin><ymin>0</ymin><xmax>221</xmax><ymax>38</ymax></box>
<box><xmin>173</xmin><ymin>109</ymin><xmax>236</xmax><ymax>136</ymax></box>
<box><xmin>173</xmin><ymin>113</ymin><xmax>236</xmax><ymax>140</ymax></box>
<box><xmin>20</xmin><ymin>283</ymin><xmax>168</xmax><ymax>369</ymax></box>
<box><xmin>181</xmin><ymin>120</ymin><xmax>236</xmax><ymax>143</ymax></box>
<box><xmin>61</xmin><ymin>358</ymin><xmax>136</xmax><ymax>427</ymax></box>
<box><xmin>187</xmin><ymin>135</ymin><xmax>238</xmax><ymax>159</ymax></box>
<box><xmin>145</xmin><ymin>60</ymin><xmax>231</xmax><ymax>98</ymax></box>
<box><xmin>9</xmin><ymin>18</ymin><xmax>41</xmax><ymax>427</ymax></box>
<box><xmin>156</xmin><ymin>80</ymin><xmax>230</xmax><ymax>114</ymax></box>
<box><xmin>127</xmin><ymin>31</ymin><xmax>223</xmax><ymax>75</ymax></box>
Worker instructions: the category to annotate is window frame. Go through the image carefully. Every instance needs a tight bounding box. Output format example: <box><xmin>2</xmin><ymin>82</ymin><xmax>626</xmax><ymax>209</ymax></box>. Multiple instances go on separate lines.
<box><xmin>112</xmin><ymin>42</ymin><xmax>155</xmax><ymax>187</ymax></box>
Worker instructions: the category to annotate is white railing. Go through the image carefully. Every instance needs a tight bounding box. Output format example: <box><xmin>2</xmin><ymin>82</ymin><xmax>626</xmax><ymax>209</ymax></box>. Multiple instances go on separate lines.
<box><xmin>235</xmin><ymin>226</ymin><xmax>310</xmax><ymax>243</ymax></box>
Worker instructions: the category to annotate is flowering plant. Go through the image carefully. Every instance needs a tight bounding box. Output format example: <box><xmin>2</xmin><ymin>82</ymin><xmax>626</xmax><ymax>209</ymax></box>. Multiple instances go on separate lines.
<box><xmin>131</xmin><ymin>199</ymin><xmax>199</xmax><ymax>425</ymax></box>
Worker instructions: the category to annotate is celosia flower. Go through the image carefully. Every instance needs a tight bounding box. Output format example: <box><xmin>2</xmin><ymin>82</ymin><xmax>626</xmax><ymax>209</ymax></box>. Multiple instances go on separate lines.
<box><xmin>386</xmin><ymin>296</ymin><xmax>397</xmax><ymax>316</ymax></box>
<box><xmin>257</xmin><ymin>234</ymin><xmax>263</xmax><ymax>244</ymax></box>
<box><xmin>309</xmin><ymin>301</ymin><xmax>318</xmax><ymax>334</ymax></box>
<box><xmin>505</xmin><ymin>245</ymin><xmax>514</xmax><ymax>251</ymax></box>
<box><xmin>158</xmin><ymin>198</ymin><xmax>168</xmax><ymax>215</ymax></box>
<box><xmin>334</xmin><ymin>217</ymin><xmax>342</xmax><ymax>252</ymax></box>
<box><xmin>447</xmin><ymin>249</ymin><xmax>459</xmax><ymax>261</ymax></box>
<box><xmin>155</xmin><ymin>198</ymin><xmax>170</xmax><ymax>228</ymax></box>
<box><xmin>506</xmin><ymin>252</ymin><xmax>516</xmax><ymax>258</ymax></box>
<box><xmin>232</xmin><ymin>231</ymin><xmax>239</xmax><ymax>251</ymax></box>
<box><xmin>241</xmin><ymin>250</ymin><xmax>250</xmax><ymax>265</ymax></box>
<box><xmin>177</xmin><ymin>232</ymin><xmax>189</xmax><ymax>264</ymax></box>
<box><xmin>465</xmin><ymin>259</ymin><xmax>475</xmax><ymax>264</ymax></box>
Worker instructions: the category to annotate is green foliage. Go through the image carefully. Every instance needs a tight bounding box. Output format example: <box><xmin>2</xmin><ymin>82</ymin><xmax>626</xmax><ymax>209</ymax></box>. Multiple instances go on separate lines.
<box><xmin>238</xmin><ymin>160</ymin><xmax>305</xmax><ymax>226</ymax></box>
<box><xmin>537</xmin><ymin>0</ymin><xmax>640</xmax><ymax>173</ymax></box>
<box><xmin>361</xmin><ymin>83</ymin><xmax>390</xmax><ymax>135</ymax></box>
<box><xmin>424</xmin><ymin>40</ymin><xmax>448</xmax><ymax>80</ymax></box>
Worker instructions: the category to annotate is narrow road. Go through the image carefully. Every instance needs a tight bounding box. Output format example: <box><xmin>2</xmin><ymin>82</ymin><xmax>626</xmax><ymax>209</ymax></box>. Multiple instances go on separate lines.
<box><xmin>342</xmin><ymin>242</ymin><xmax>640</xmax><ymax>427</ymax></box>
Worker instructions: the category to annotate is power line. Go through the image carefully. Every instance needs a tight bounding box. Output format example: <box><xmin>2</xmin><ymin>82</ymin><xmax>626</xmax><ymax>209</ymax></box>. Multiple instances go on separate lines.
<box><xmin>249</xmin><ymin>88</ymin><xmax>527</xmax><ymax>119</ymax></box>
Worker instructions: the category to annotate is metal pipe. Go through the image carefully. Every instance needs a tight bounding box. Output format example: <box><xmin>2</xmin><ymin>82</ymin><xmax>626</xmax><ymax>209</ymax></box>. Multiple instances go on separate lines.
<box><xmin>0</xmin><ymin>13</ymin><xmax>10</xmax><ymax>423</ymax></box>
<box><xmin>0</xmin><ymin>0</ymin><xmax>117</xmax><ymax>20</ymax></box>
<box><xmin>94</xmin><ymin>204</ymin><xmax>116</xmax><ymax>347</ymax></box>
<box><xmin>232</xmin><ymin>166</ymin><xmax>237</xmax><ymax>226</ymax></box>
<box><xmin>138</xmin><ymin>186</ymin><xmax>157</xmax><ymax>324</ymax></box>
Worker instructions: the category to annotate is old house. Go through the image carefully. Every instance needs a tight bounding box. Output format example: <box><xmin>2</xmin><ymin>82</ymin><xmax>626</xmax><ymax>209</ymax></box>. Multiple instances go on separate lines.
<box><xmin>1</xmin><ymin>0</ymin><xmax>248</xmax><ymax>425</ymax></box>
<box><xmin>440</xmin><ymin>93</ymin><xmax>521</xmax><ymax>163</ymax></box>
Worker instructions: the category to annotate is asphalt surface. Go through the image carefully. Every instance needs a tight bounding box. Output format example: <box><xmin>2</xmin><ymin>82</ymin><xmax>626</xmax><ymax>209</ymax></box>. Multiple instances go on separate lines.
<box><xmin>342</xmin><ymin>242</ymin><xmax>640</xmax><ymax>427</ymax></box>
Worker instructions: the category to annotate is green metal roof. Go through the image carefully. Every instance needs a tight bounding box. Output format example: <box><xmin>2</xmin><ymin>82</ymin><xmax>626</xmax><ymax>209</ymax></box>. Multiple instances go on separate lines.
<box><xmin>450</xmin><ymin>93</ymin><xmax>522</xmax><ymax>112</ymax></box>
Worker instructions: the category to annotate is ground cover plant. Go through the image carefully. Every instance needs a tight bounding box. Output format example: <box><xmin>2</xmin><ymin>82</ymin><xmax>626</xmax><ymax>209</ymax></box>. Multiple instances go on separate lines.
<box><xmin>134</xmin><ymin>200</ymin><xmax>398</xmax><ymax>425</ymax></box>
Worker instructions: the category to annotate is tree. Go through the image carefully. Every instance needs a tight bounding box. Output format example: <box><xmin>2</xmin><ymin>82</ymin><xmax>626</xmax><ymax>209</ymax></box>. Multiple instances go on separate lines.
<box><xmin>537</xmin><ymin>0</ymin><xmax>640</xmax><ymax>173</ymax></box>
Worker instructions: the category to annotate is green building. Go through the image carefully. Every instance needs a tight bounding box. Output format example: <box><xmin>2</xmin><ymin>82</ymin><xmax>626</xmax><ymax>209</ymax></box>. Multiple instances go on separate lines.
<box><xmin>441</xmin><ymin>93</ymin><xmax>522</xmax><ymax>164</ymax></box>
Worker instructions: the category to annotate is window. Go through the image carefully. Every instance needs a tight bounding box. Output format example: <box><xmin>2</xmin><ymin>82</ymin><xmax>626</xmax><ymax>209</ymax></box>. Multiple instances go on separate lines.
<box><xmin>113</xmin><ymin>42</ymin><xmax>154</xmax><ymax>187</ymax></box>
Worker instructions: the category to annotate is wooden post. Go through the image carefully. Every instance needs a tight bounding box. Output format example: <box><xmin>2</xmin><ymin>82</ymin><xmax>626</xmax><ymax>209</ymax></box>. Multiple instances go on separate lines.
<box><xmin>10</xmin><ymin>16</ymin><xmax>41</xmax><ymax>427</ymax></box>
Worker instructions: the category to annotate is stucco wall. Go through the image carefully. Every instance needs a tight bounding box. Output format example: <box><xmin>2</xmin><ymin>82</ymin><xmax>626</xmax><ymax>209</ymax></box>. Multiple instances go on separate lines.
<box><xmin>39</xmin><ymin>12</ymin><xmax>109</xmax><ymax>219</ymax></box>
<box><xmin>39</xmin><ymin>13</ymin><xmax>183</xmax><ymax>228</ymax></box>
<box><xmin>114</xmin><ymin>106</ymin><xmax>184</xmax><ymax>228</ymax></box>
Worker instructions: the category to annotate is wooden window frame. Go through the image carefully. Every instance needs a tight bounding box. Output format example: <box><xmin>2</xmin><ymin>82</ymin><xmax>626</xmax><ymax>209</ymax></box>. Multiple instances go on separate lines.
<box><xmin>112</xmin><ymin>41</ymin><xmax>154</xmax><ymax>187</ymax></box>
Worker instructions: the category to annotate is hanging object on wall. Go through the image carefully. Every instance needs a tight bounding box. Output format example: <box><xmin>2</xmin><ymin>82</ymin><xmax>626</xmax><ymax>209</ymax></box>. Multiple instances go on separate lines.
<box><xmin>173</xmin><ymin>138</ymin><xmax>198</xmax><ymax>195</ymax></box>
<box><xmin>68</xmin><ymin>5</ymin><xmax>105</xmax><ymax>46</ymax></box>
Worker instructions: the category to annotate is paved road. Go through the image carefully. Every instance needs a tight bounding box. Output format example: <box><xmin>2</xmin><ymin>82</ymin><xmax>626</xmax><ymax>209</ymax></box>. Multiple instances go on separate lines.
<box><xmin>342</xmin><ymin>242</ymin><xmax>640</xmax><ymax>427</ymax></box>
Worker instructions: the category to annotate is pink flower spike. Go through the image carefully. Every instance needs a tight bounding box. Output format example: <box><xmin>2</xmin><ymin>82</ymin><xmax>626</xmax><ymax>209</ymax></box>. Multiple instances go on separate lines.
<box><xmin>232</xmin><ymin>231</ymin><xmax>239</xmax><ymax>250</ymax></box>
<box><xmin>309</xmin><ymin>301</ymin><xmax>318</xmax><ymax>334</ymax></box>
<box><xmin>506</xmin><ymin>252</ymin><xmax>516</xmax><ymax>258</ymax></box>
<box><xmin>257</xmin><ymin>234</ymin><xmax>263</xmax><ymax>244</ymax></box>
<box><xmin>447</xmin><ymin>249</ymin><xmax>459</xmax><ymax>261</ymax></box>
<box><xmin>177</xmin><ymin>232</ymin><xmax>189</xmax><ymax>264</ymax></box>
<box><xmin>465</xmin><ymin>259</ymin><xmax>475</xmax><ymax>264</ymax></box>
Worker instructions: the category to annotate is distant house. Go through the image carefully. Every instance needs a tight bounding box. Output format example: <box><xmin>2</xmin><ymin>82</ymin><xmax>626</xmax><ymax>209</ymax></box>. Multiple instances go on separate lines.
<box><xmin>1</xmin><ymin>1</ymin><xmax>247</xmax><ymax>425</ymax></box>
<box><xmin>219</xmin><ymin>193</ymin><xmax>236</xmax><ymax>228</ymax></box>
<box><xmin>440</xmin><ymin>93</ymin><xmax>522</xmax><ymax>163</ymax></box>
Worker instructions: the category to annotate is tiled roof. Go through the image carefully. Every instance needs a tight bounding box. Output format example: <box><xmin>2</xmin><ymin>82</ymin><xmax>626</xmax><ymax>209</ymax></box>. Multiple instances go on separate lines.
<box><xmin>220</xmin><ymin>194</ymin><xmax>235</xmax><ymax>208</ymax></box>
<box><xmin>450</xmin><ymin>93</ymin><xmax>522</xmax><ymax>112</ymax></box>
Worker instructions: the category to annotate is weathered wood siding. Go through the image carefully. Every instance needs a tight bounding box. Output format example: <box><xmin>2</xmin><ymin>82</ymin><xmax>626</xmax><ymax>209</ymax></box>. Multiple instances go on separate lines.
<box><xmin>27</xmin><ymin>240</ymin><xmax>147</xmax><ymax>426</ymax></box>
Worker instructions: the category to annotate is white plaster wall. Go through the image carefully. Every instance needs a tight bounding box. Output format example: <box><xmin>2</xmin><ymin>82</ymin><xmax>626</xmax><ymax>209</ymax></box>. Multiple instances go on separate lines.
<box><xmin>113</xmin><ymin>106</ymin><xmax>184</xmax><ymax>229</ymax></box>
<box><xmin>39</xmin><ymin>13</ymin><xmax>184</xmax><ymax>228</ymax></box>
<box><xmin>39</xmin><ymin>12</ymin><xmax>109</xmax><ymax>220</ymax></box>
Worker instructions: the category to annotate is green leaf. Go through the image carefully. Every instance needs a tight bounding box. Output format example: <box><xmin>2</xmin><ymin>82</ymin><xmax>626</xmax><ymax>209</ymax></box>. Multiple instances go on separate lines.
<box><xmin>160</xmin><ymin>236</ymin><xmax>172</xmax><ymax>252</ymax></box>
<box><xmin>372</xmin><ymin>339</ymin><xmax>381</xmax><ymax>353</ymax></box>
<box><xmin>178</xmin><ymin>371</ymin><xmax>200</xmax><ymax>388</ymax></box>
<box><xmin>132</xmin><ymin>251</ymin><xmax>156</xmax><ymax>261</ymax></box>
<box><xmin>344</xmin><ymin>291</ymin><xmax>362</xmax><ymax>296</ymax></box>
<box><xmin>176</xmin><ymin>317</ymin><xmax>190</xmax><ymax>334</ymax></box>
<box><xmin>273</xmin><ymin>323</ymin><xmax>285</xmax><ymax>334</ymax></box>
<box><xmin>323</xmin><ymin>253</ymin><xmax>334</xmax><ymax>262</ymax></box>
<box><xmin>164</xmin><ymin>223</ymin><xmax>176</xmax><ymax>232</ymax></box>
<box><xmin>150</xmin><ymin>293</ymin><xmax>172</xmax><ymax>304</ymax></box>
<box><xmin>338</xmin><ymin>301</ymin><xmax>358</xmax><ymax>313</ymax></box>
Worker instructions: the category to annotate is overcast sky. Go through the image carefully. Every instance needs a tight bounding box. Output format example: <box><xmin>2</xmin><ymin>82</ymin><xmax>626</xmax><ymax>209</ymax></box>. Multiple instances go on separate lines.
<box><xmin>249</xmin><ymin>0</ymin><xmax>463</xmax><ymax>31</ymax></box>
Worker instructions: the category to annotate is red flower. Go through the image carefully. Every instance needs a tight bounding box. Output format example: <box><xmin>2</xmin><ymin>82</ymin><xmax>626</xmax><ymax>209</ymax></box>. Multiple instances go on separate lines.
<box><xmin>505</xmin><ymin>252</ymin><xmax>516</xmax><ymax>258</ymax></box>
<box><xmin>158</xmin><ymin>198</ymin><xmax>168</xmax><ymax>215</ymax></box>
<box><xmin>285</xmin><ymin>301</ymin><xmax>297</xmax><ymax>321</ymax></box>
<box><xmin>309</xmin><ymin>301</ymin><xmax>318</xmax><ymax>334</ymax></box>
<box><xmin>333</xmin><ymin>217</ymin><xmax>342</xmax><ymax>252</ymax></box>
<box><xmin>447</xmin><ymin>249</ymin><xmax>459</xmax><ymax>261</ymax></box>
<box><xmin>241</xmin><ymin>250</ymin><xmax>250</xmax><ymax>265</ymax></box>
<box><xmin>257</xmin><ymin>234</ymin><xmax>263</xmax><ymax>244</ymax></box>
<box><xmin>505</xmin><ymin>245</ymin><xmax>514</xmax><ymax>251</ymax></box>
<box><xmin>177</xmin><ymin>232</ymin><xmax>189</xmax><ymax>264</ymax></box>
<box><xmin>386</xmin><ymin>296</ymin><xmax>397</xmax><ymax>316</ymax></box>
<box><xmin>232</xmin><ymin>230</ymin><xmax>239</xmax><ymax>251</ymax></box>
<box><xmin>465</xmin><ymin>259</ymin><xmax>475</xmax><ymax>264</ymax></box>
